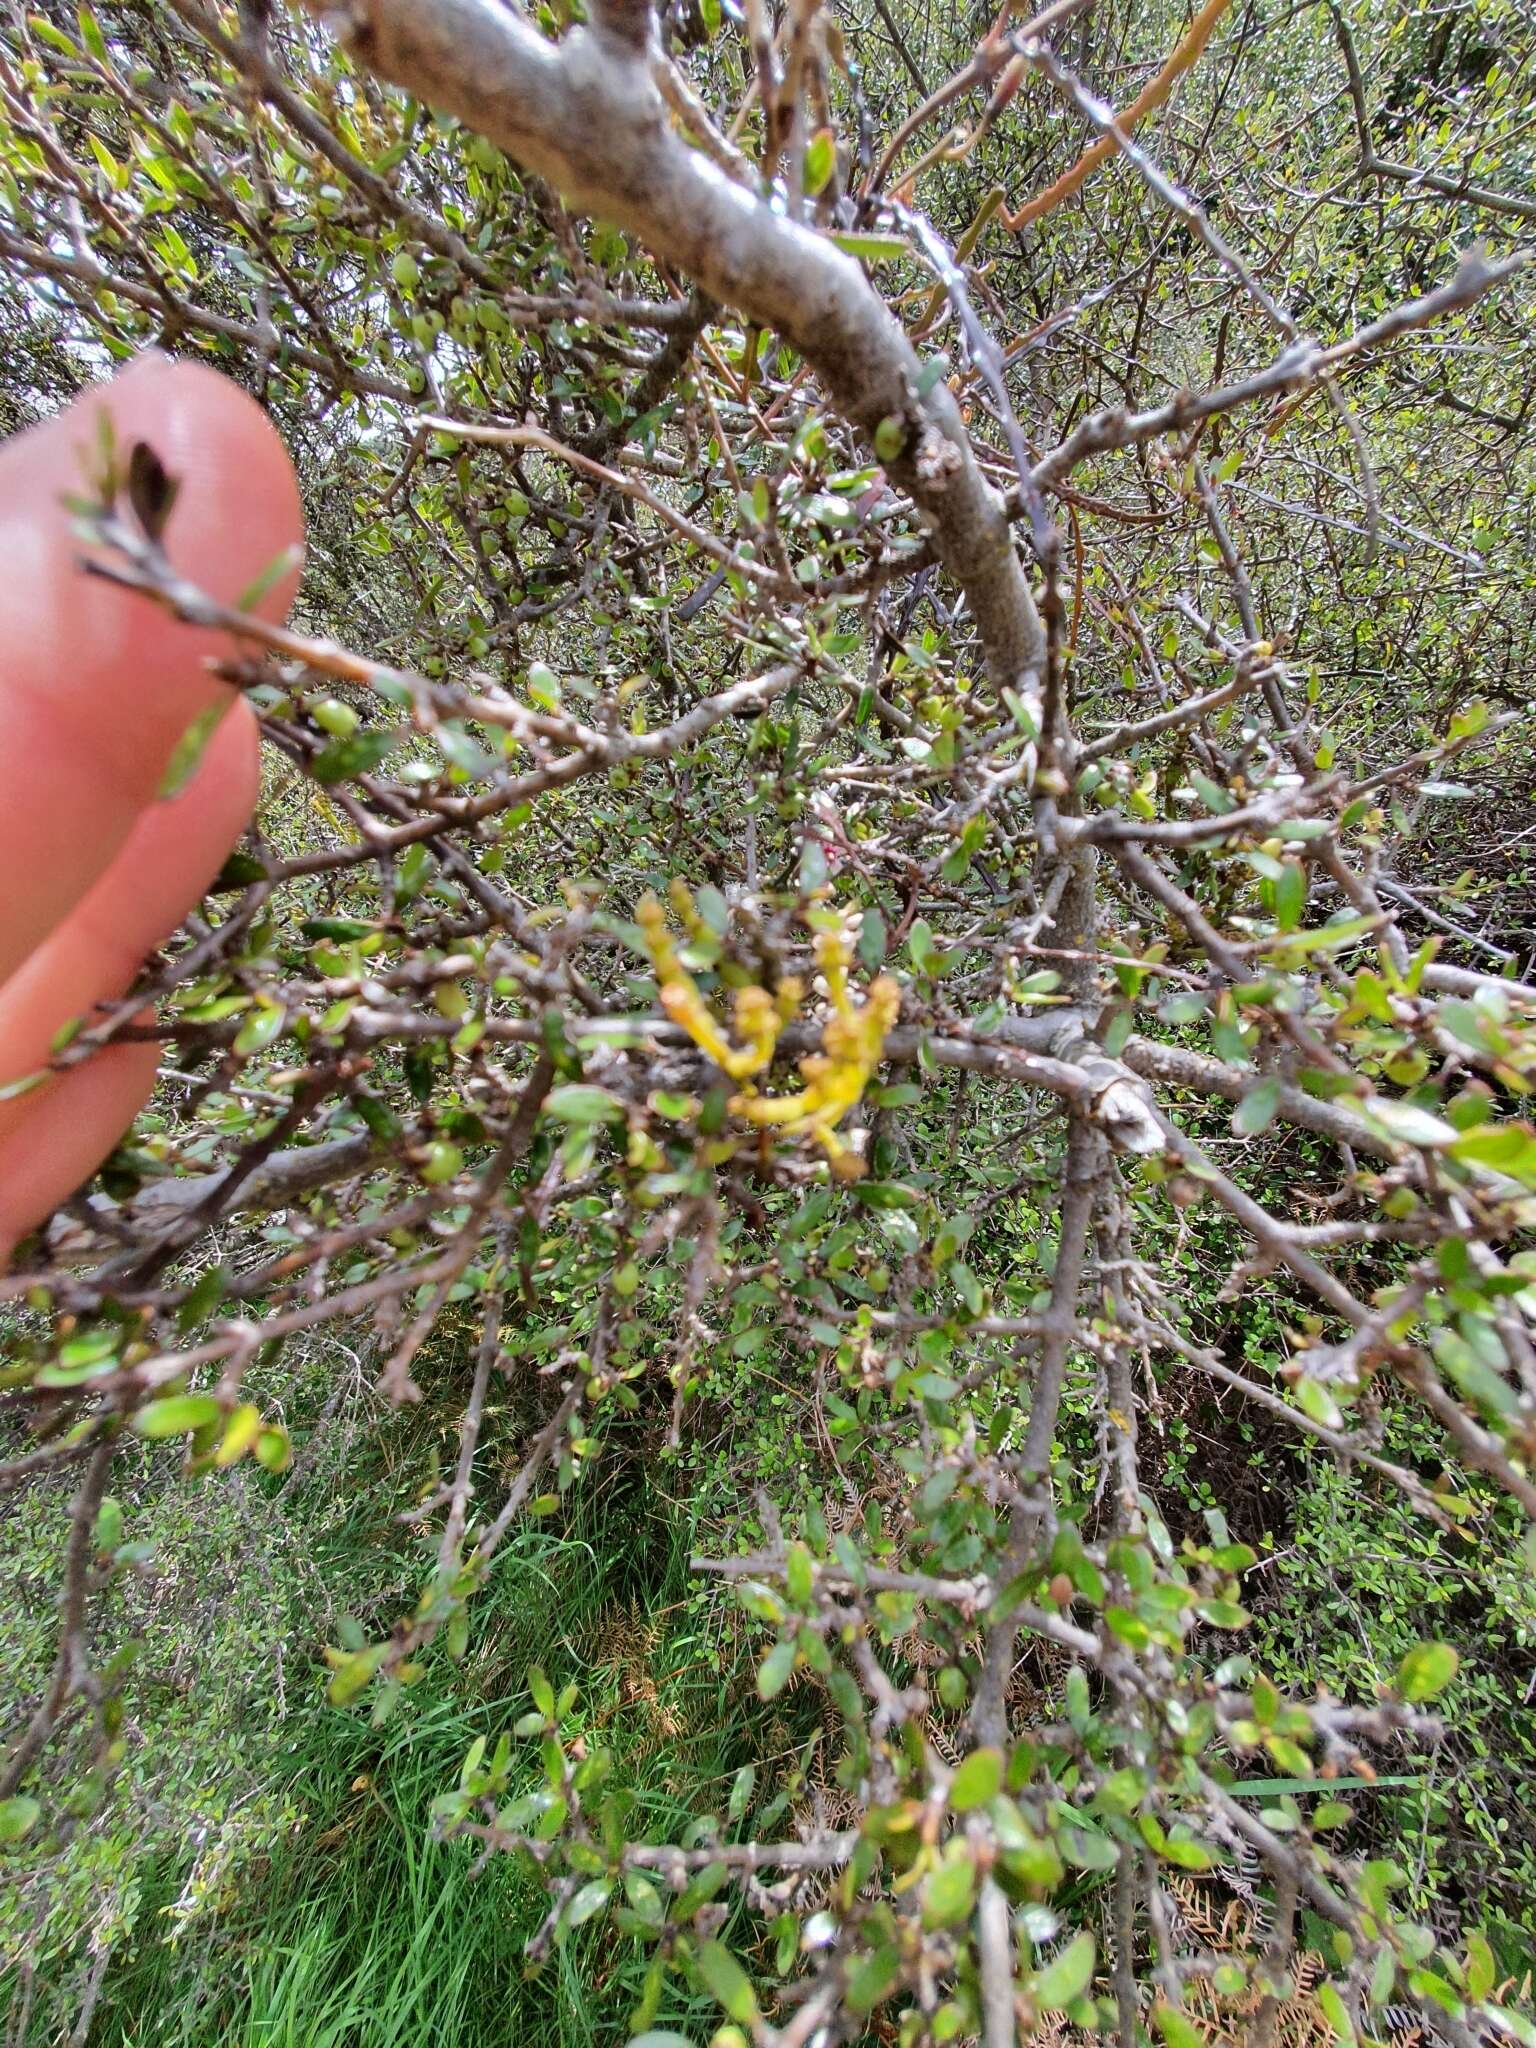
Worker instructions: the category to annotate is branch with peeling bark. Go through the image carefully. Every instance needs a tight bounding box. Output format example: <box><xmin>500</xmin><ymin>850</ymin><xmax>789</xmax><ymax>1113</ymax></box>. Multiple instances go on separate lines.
<box><xmin>5</xmin><ymin>8</ymin><xmax>1534</xmax><ymax>2037</ymax></box>
<box><xmin>302</xmin><ymin>0</ymin><xmax>1044</xmax><ymax>693</ymax></box>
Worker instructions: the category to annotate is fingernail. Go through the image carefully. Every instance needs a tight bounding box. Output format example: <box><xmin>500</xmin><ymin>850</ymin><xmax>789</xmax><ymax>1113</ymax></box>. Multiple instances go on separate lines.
<box><xmin>111</xmin><ymin>347</ymin><xmax>174</xmax><ymax>387</ymax></box>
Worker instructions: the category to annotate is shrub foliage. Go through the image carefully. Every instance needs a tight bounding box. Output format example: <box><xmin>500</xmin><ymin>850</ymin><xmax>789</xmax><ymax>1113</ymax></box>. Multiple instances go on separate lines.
<box><xmin>3</xmin><ymin>0</ymin><xmax>1536</xmax><ymax>2042</ymax></box>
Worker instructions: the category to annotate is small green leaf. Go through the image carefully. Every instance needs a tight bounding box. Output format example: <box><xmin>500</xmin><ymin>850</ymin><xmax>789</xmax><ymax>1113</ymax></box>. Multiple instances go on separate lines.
<box><xmin>845</xmin><ymin>1941</ymin><xmax>901</xmax><ymax>2012</ymax></box>
<box><xmin>757</xmin><ymin>1639</ymin><xmax>796</xmax><ymax>1699</ymax></box>
<box><xmin>420</xmin><ymin>1141</ymin><xmax>464</xmax><ymax>1184</ymax></box>
<box><xmin>1317</xmin><ymin>1979</ymin><xmax>1356</xmax><ymax>2043</ymax></box>
<box><xmin>874</xmin><ymin>416</ymin><xmax>905</xmax><ymax>463</ymax></box>
<box><xmin>28</xmin><ymin>16</ymin><xmax>81</xmax><ymax>57</ymax></box>
<box><xmin>1294</xmin><ymin>1375</ymin><xmax>1344</xmax><ymax>1429</ymax></box>
<box><xmin>1196</xmin><ymin>1598</ymin><xmax>1250</xmax><ymax>1630</ymax></box>
<box><xmin>526</xmin><ymin>661</ymin><xmax>561</xmax><ymax>709</ymax></box>
<box><xmin>853</xmin><ymin>1180</ymin><xmax>922</xmax><ymax>1209</ymax></box>
<box><xmin>727</xmin><ymin>1763</ymin><xmax>756</xmax><ymax>1824</ymax></box>
<box><xmin>1362</xmin><ymin>1098</ymin><xmax>1457</xmax><ymax>1149</ymax></box>
<box><xmin>830</xmin><ymin>230</ymin><xmax>909</xmax><ymax>262</ymax></box>
<box><xmin>177</xmin><ymin>1268</ymin><xmax>229</xmax><ymax>1339</ymax></box>
<box><xmin>1158</xmin><ymin>1834</ymin><xmax>1214</xmax><ymax>1871</ymax></box>
<box><xmin>1450</xmin><ymin>1123</ymin><xmax>1536</xmax><ymax>1183</ymax></box>
<box><xmin>0</xmin><ymin>1797</ymin><xmax>41</xmax><ymax>1844</ymax></box>
<box><xmin>566</xmin><ymin>1879</ymin><xmax>611</xmax><ymax>1927</ymax></box>
<box><xmin>311</xmin><ymin>696</ymin><xmax>360</xmax><ymax>739</ymax></box>
<box><xmin>785</xmin><ymin>1542</ymin><xmax>815</xmax><ymax>1604</ymax></box>
<box><xmin>1105</xmin><ymin>1605</ymin><xmax>1151</xmax><ymax>1647</ymax></box>
<box><xmin>1370</xmin><ymin>1946</ymin><xmax>1398</xmax><ymax>2007</ymax></box>
<box><xmin>1465</xmin><ymin>1930</ymin><xmax>1496</xmax><ymax>2004</ymax></box>
<box><xmin>158</xmin><ymin>702</ymin><xmax>229</xmax><ymax>799</ymax></box>
<box><xmin>253</xmin><ymin>1425</ymin><xmax>291</xmax><ymax>1473</ymax></box>
<box><xmin>1095</xmin><ymin>1766</ymin><xmax>1147</xmax><ymax>1816</ymax></box>
<box><xmin>912</xmin><ymin>1371</ymin><xmax>960</xmax><ymax>1401</ymax></box>
<box><xmin>545</xmin><ymin>1085</ymin><xmax>626</xmax><ymax>1124</ymax></box>
<box><xmin>1233</xmin><ymin>1077</ymin><xmax>1281</xmax><ymax>1135</ymax></box>
<box><xmin>93</xmin><ymin>1497</ymin><xmax>124</xmax><ymax>1553</ymax></box>
<box><xmin>1101</xmin><ymin>1007</ymin><xmax>1133</xmax><ymax>1056</ymax></box>
<box><xmin>214</xmin><ymin>1402</ymin><xmax>263</xmax><ymax>1467</ymax></box>
<box><xmin>234</xmin><ymin>1002</ymin><xmax>286</xmax><ymax>1056</ymax></box>
<box><xmin>312</xmin><ymin>729</ymin><xmax>398</xmax><ymax>783</ymax></box>
<box><xmin>1274</xmin><ymin>860</ymin><xmax>1307</xmax><ymax>932</ymax></box>
<box><xmin>1065</xmin><ymin>1665</ymin><xmax>1090</xmax><ymax>1732</ymax></box>
<box><xmin>1033</xmin><ymin>1932</ymin><xmax>1095</xmax><ymax>2010</ymax></box>
<box><xmin>133</xmin><ymin>1393</ymin><xmax>221</xmax><ymax>1438</ymax></box>
<box><xmin>948</xmin><ymin>1747</ymin><xmax>1004</xmax><ymax>1812</ymax></box>
<box><xmin>695</xmin><ymin>1941</ymin><xmax>758</xmax><ymax>2025</ymax></box>
<box><xmin>937</xmin><ymin>1665</ymin><xmax>968</xmax><ymax>1709</ymax></box>
<box><xmin>1396</xmin><ymin>1640</ymin><xmax>1459</xmax><ymax>1702</ymax></box>
<box><xmin>1154</xmin><ymin>2004</ymin><xmax>1207</xmax><ymax>2048</ymax></box>
<box><xmin>235</xmin><ymin>543</ymin><xmax>303</xmax><ymax>614</ymax></box>
<box><xmin>908</xmin><ymin>918</ymin><xmax>945</xmax><ymax>976</ymax></box>
<box><xmin>1190</xmin><ymin>770</ymin><xmax>1235</xmax><ymax>815</ymax></box>
<box><xmin>803</xmin><ymin>127</ymin><xmax>836</xmax><ymax>195</ymax></box>
<box><xmin>326</xmin><ymin>1643</ymin><xmax>386</xmax><ymax>1706</ymax></box>
<box><xmin>922</xmin><ymin>1852</ymin><xmax>977</xmax><ymax>1928</ymax></box>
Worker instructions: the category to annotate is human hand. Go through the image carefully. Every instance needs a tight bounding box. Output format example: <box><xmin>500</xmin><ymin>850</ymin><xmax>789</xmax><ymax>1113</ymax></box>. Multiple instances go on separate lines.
<box><xmin>0</xmin><ymin>355</ymin><xmax>303</xmax><ymax>1262</ymax></box>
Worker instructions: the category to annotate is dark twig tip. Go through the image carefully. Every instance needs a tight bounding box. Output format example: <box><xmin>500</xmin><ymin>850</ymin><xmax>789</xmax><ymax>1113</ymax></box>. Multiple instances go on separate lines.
<box><xmin>126</xmin><ymin>440</ymin><xmax>181</xmax><ymax>546</ymax></box>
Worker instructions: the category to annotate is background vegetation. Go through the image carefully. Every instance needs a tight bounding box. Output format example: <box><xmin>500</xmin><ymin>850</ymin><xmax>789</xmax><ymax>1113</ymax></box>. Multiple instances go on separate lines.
<box><xmin>3</xmin><ymin>0</ymin><xmax>1536</xmax><ymax>2042</ymax></box>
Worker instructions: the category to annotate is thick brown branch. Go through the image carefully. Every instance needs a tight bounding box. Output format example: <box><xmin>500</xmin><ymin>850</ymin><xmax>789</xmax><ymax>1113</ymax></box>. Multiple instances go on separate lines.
<box><xmin>301</xmin><ymin>1</ymin><xmax>1045</xmax><ymax>695</ymax></box>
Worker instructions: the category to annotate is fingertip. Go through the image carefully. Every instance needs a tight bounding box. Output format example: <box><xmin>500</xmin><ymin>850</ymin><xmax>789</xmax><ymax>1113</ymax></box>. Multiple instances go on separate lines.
<box><xmin>0</xmin><ymin>356</ymin><xmax>300</xmax><ymax>977</ymax></box>
<box><xmin>0</xmin><ymin>1036</ymin><xmax>161</xmax><ymax>1268</ymax></box>
<box><xmin>0</xmin><ymin>697</ymin><xmax>260</xmax><ymax>1257</ymax></box>
<box><xmin>103</xmin><ymin>353</ymin><xmax>305</xmax><ymax>620</ymax></box>
<box><xmin>0</xmin><ymin>695</ymin><xmax>261</xmax><ymax>1146</ymax></box>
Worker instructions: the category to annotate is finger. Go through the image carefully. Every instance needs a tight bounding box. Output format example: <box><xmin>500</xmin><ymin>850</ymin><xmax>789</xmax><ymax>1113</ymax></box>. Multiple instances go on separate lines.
<box><xmin>0</xmin><ymin>703</ymin><xmax>260</xmax><ymax>1263</ymax></box>
<box><xmin>0</xmin><ymin>696</ymin><xmax>259</xmax><ymax>1135</ymax></box>
<box><xmin>0</xmin><ymin>1033</ymin><xmax>161</xmax><ymax>1270</ymax></box>
<box><xmin>0</xmin><ymin>353</ymin><xmax>302</xmax><ymax>985</ymax></box>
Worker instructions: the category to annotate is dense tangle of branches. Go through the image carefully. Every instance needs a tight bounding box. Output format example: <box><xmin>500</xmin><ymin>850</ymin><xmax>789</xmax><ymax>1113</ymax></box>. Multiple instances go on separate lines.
<box><xmin>3</xmin><ymin>0</ymin><xmax>1535</xmax><ymax>2041</ymax></box>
